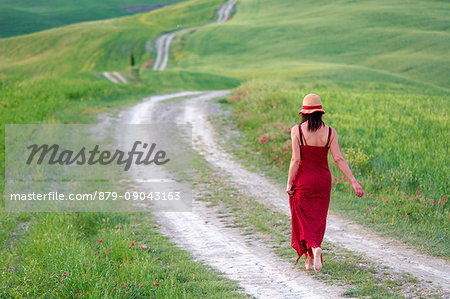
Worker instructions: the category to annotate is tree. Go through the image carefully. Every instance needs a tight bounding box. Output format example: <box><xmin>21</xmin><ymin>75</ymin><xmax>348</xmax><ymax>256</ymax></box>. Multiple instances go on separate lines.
<box><xmin>130</xmin><ymin>52</ymin><xmax>135</xmax><ymax>67</ymax></box>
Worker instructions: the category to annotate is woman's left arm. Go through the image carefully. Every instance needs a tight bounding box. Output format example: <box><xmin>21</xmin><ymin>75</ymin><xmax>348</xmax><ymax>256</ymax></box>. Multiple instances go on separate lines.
<box><xmin>286</xmin><ymin>125</ymin><xmax>301</xmax><ymax>195</ymax></box>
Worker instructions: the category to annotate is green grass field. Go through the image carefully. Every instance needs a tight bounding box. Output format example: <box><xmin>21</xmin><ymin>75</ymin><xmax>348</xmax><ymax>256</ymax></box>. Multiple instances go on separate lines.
<box><xmin>0</xmin><ymin>1</ymin><xmax>243</xmax><ymax>297</ymax></box>
<box><xmin>0</xmin><ymin>0</ymin><xmax>449</xmax><ymax>295</ymax></box>
<box><xmin>0</xmin><ymin>0</ymin><xmax>182</xmax><ymax>38</ymax></box>
<box><xmin>166</xmin><ymin>0</ymin><xmax>449</xmax><ymax>256</ymax></box>
<box><xmin>172</xmin><ymin>0</ymin><xmax>450</xmax><ymax>92</ymax></box>
<box><xmin>0</xmin><ymin>0</ymin><xmax>226</xmax><ymax>76</ymax></box>
<box><xmin>0</xmin><ymin>212</ymin><xmax>247</xmax><ymax>297</ymax></box>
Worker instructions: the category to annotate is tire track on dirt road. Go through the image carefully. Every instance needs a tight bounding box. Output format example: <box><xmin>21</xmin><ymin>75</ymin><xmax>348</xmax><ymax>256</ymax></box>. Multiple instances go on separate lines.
<box><xmin>116</xmin><ymin>90</ymin><xmax>347</xmax><ymax>299</ymax></box>
<box><xmin>179</xmin><ymin>90</ymin><xmax>450</xmax><ymax>295</ymax></box>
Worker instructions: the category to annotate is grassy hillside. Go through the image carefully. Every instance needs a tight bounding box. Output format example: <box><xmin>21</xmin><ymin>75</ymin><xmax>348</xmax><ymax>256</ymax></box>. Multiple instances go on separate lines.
<box><xmin>157</xmin><ymin>0</ymin><xmax>448</xmax><ymax>256</ymax></box>
<box><xmin>0</xmin><ymin>0</ymin><xmax>236</xmax><ymax>189</ymax></box>
<box><xmin>0</xmin><ymin>1</ymin><xmax>243</xmax><ymax>296</ymax></box>
<box><xmin>0</xmin><ymin>0</ymin><xmax>224</xmax><ymax>76</ymax></box>
<box><xmin>169</xmin><ymin>0</ymin><xmax>449</xmax><ymax>197</ymax></box>
<box><xmin>173</xmin><ymin>0</ymin><xmax>450</xmax><ymax>92</ymax></box>
<box><xmin>0</xmin><ymin>0</ymin><xmax>181</xmax><ymax>38</ymax></box>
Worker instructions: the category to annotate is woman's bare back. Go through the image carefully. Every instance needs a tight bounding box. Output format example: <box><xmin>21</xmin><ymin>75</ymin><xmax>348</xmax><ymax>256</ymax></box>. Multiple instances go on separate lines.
<box><xmin>299</xmin><ymin>123</ymin><xmax>331</xmax><ymax>147</ymax></box>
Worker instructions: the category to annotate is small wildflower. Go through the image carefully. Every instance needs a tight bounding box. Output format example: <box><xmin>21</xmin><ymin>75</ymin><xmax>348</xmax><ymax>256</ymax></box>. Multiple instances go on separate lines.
<box><xmin>172</xmin><ymin>286</ymin><xmax>177</xmax><ymax>290</ymax></box>
<box><xmin>99</xmin><ymin>239</ymin><xmax>103</xmax><ymax>243</ymax></box>
<box><xmin>366</xmin><ymin>208</ymin><xmax>370</xmax><ymax>211</ymax></box>
<box><xmin>131</xmin><ymin>242</ymin><xmax>135</xmax><ymax>247</ymax></box>
<box><xmin>416</xmin><ymin>189</ymin><xmax>419</xmax><ymax>195</ymax></box>
<box><xmin>370</xmin><ymin>204</ymin><xmax>374</xmax><ymax>207</ymax></box>
<box><xmin>404</xmin><ymin>212</ymin><xmax>407</xmax><ymax>218</ymax></box>
<box><xmin>383</xmin><ymin>198</ymin><xmax>387</xmax><ymax>202</ymax></box>
<box><xmin>153</xmin><ymin>282</ymin><xmax>158</xmax><ymax>287</ymax></box>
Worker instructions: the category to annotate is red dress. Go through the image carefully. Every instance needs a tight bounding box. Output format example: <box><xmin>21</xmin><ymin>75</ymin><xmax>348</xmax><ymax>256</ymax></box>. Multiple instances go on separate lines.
<box><xmin>289</xmin><ymin>124</ymin><xmax>332</xmax><ymax>264</ymax></box>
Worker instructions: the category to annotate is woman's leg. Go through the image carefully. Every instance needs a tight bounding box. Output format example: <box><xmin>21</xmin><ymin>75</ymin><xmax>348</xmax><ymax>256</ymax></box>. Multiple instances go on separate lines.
<box><xmin>305</xmin><ymin>254</ymin><xmax>312</xmax><ymax>269</ymax></box>
<box><xmin>312</xmin><ymin>247</ymin><xmax>322</xmax><ymax>273</ymax></box>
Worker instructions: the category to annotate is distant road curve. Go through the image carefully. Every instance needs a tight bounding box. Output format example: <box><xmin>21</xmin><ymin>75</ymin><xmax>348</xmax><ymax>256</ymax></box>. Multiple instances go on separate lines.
<box><xmin>104</xmin><ymin>0</ymin><xmax>236</xmax><ymax>82</ymax></box>
<box><xmin>152</xmin><ymin>0</ymin><xmax>236</xmax><ymax>71</ymax></box>
<box><xmin>103</xmin><ymin>71</ymin><xmax>128</xmax><ymax>84</ymax></box>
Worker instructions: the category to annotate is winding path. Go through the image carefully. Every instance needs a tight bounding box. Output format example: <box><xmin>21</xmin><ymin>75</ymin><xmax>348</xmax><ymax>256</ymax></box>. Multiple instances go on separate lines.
<box><xmin>180</xmin><ymin>90</ymin><xmax>450</xmax><ymax>294</ymax></box>
<box><xmin>116</xmin><ymin>90</ymin><xmax>346</xmax><ymax>299</ymax></box>
<box><xmin>153</xmin><ymin>0</ymin><xmax>236</xmax><ymax>70</ymax></box>
<box><xmin>117</xmin><ymin>90</ymin><xmax>449</xmax><ymax>297</ymax></box>
<box><xmin>104</xmin><ymin>0</ymin><xmax>236</xmax><ymax>82</ymax></box>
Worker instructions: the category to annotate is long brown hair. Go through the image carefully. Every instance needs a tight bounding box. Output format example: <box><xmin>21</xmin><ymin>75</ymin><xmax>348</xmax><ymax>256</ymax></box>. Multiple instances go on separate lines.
<box><xmin>301</xmin><ymin>112</ymin><xmax>325</xmax><ymax>132</ymax></box>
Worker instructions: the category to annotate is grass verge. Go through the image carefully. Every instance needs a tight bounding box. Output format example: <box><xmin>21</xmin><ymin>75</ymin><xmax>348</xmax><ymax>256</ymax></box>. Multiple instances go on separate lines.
<box><xmin>0</xmin><ymin>211</ymin><xmax>248</xmax><ymax>297</ymax></box>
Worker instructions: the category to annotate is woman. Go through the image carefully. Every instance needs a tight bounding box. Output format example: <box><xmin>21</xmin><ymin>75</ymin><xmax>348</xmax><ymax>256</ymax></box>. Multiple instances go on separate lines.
<box><xmin>286</xmin><ymin>93</ymin><xmax>364</xmax><ymax>273</ymax></box>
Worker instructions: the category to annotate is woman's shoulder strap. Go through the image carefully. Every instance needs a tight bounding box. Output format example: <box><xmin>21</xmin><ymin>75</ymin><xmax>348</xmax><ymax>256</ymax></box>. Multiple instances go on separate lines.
<box><xmin>298</xmin><ymin>124</ymin><xmax>304</xmax><ymax>146</ymax></box>
<box><xmin>325</xmin><ymin>126</ymin><xmax>332</xmax><ymax>147</ymax></box>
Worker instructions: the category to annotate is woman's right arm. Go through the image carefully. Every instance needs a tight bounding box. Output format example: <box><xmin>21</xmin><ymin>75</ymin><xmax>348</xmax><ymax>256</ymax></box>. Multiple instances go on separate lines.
<box><xmin>329</xmin><ymin>128</ymin><xmax>364</xmax><ymax>197</ymax></box>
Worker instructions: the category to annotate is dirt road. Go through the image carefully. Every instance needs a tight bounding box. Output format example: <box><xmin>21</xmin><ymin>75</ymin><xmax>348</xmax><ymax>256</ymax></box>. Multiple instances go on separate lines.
<box><xmin>153</xmin><ymin>0</ymin><xmax>236</xmax><ymax>70</ymax></box>
<box><xmin>180</xmin><ymin>90</ymin><xmax>450</xmax><ymax>294</ymax></box>
<box><xmin>115</xmin><ymin>90</ymin><xmax>346</xmax><ymax>298</ymax></box>
<box><xmin>114</xmin><ymin>90</ymin><xmax>449</xmax><ymax>297</ymax></box>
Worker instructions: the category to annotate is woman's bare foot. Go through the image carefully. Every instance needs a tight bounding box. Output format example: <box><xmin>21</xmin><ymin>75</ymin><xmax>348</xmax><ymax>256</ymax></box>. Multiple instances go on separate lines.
<box><xmin>312</xmin><ymin>247</ymin><xmax>322</xmax><ymax>273</ymax></box>
<box><xmin>305</xmin><ymin>255</ymin><xmax>312</xmax><ymax>270</ymax></box>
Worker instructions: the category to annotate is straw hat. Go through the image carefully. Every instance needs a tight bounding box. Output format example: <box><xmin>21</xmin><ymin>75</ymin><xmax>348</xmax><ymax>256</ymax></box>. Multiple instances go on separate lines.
<box><xmin>298</xmin><ymin>93</ymin><xmax>325</xmax><ymax>114</ymax></box>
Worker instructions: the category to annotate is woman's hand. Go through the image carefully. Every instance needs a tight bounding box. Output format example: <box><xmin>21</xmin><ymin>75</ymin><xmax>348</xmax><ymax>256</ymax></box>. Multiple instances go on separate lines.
<box><xmin>286</xmin><ymin>183</ymin><xmax>294</xmax><ymax>196</ymax></box>
<box><xmin>351</xmin><ymin>180</ymin><xmax>364</xmax><ymax>198</ymax></box>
